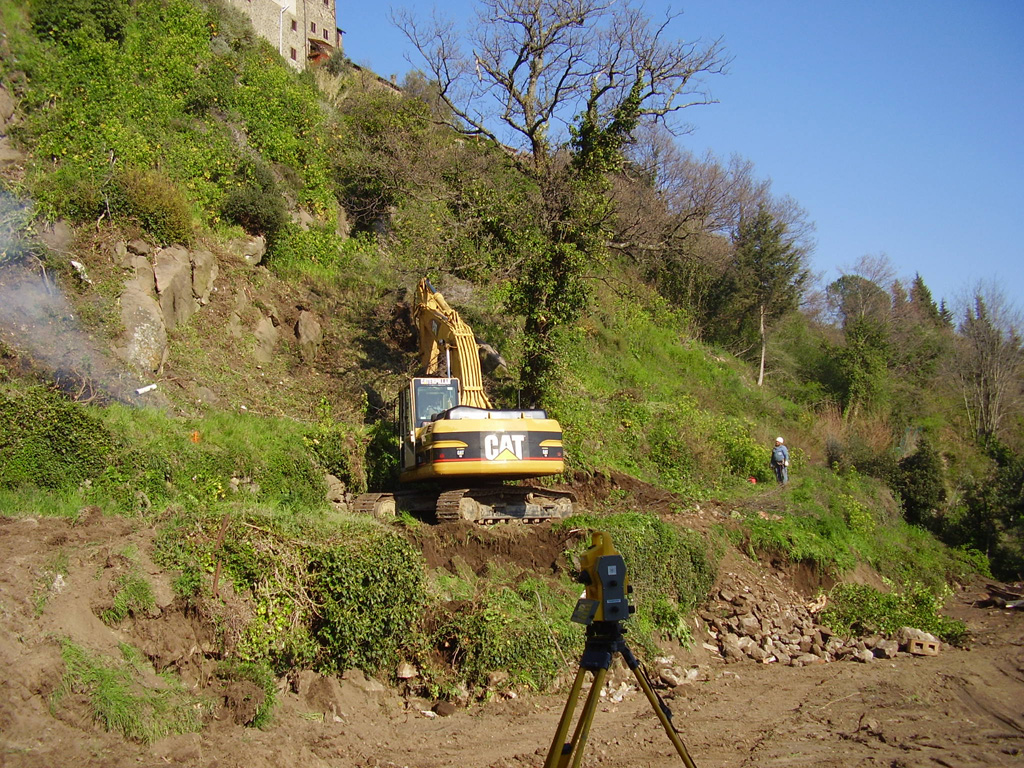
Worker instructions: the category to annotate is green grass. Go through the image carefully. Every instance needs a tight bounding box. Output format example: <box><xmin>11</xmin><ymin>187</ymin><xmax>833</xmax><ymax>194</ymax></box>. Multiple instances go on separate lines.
<box><xmin>729</xmin><ymin>468</ymin><xmax>984</xmax><ymax>593</ymax></box>
<box><xmin>51</xmin><ymin>640</ymin><xmax>209</xmax><ymax>743</ymax></box>
<box><xmin>102</xmin><ymin>570</ymin><xmax>156</xmax><ymax>624</ymax></box>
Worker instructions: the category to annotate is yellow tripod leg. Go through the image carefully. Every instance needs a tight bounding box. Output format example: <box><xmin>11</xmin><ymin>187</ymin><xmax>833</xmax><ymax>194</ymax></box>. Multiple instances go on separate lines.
<box><xmin>566</xmin><ymin>667</ymin><xmax>607</xmax><ymax>768</ymax></box>
<box><xmin>544</xmin><ymin>666</ymin><xmax>588</xmax><ymax>768</ymax></box>
<box><xmin>631</xmin><ymin>664</ymin><xmax>698</xmax><ymax>768</ymax></box>
<box><xmin>543</xmin><ymin>666</ymin><xmax>609</xmax><ymax>768</ymax></box>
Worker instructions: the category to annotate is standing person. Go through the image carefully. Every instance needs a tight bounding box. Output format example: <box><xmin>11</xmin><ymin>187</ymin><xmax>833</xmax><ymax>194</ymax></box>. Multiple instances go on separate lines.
<box><xmin>770</xmin><ymin>436</ymin><xmax>790</xmax><ymax>484</ymax></box>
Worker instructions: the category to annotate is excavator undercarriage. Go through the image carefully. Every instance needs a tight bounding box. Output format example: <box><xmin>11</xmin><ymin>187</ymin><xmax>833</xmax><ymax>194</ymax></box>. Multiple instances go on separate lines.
<box><xmin>354</xmin><ymin>485</ymin><xmax>576</xmax><ymax>524</ymax></box>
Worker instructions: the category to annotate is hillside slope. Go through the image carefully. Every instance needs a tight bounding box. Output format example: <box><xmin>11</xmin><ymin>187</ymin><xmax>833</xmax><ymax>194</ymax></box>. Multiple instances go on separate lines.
<box><xmin>3</xmin><ymin>1</ymin><xmax>1020</xmax><ymax>763</ymax></box>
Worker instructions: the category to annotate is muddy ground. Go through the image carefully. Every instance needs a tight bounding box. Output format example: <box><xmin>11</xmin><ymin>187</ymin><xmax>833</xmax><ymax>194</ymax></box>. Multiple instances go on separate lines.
<box><xmin>1</xmin><ymin>509</ymin><xmax>1022</xmax><ymax>768</ymax></box>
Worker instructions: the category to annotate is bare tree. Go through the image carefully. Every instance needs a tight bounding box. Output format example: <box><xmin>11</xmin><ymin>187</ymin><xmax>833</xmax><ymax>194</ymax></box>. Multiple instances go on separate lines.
<box><xmin>393</xmin><ymin>0</ymin><xmax>729</xmax><ymax>175</ymax></box>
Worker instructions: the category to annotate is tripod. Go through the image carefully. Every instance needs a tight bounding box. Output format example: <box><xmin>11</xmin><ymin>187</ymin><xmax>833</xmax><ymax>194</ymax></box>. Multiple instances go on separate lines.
<box><xmin>543</xmin><ymin>619</ymin><xmax>698</xmax><ymax>768</ymax></box>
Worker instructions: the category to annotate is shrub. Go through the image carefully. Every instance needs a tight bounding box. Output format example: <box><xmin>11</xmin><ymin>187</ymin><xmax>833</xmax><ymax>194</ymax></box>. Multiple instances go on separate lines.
<box><xmin>222</xmin><ymin>184</ymin><xmax>287</xmax><ymax>239</ymax></box>
<box><xmin>306</xmin><ymin>530</ymin><xmax>425</xmax><ymax>672</ymax></box>
<box><xmin>0</xmin><ymin>383</ymin><xmax>116</xmax><ymax>491</ymax></box>
<box><xmin>221</xmin><ymin>162</ymin><xmax>288</xmax><ymax>239</ymax></box>
<box><xmin>364</xmin><ymin>419</ymin><xmax>400</xmax><ymax>491</ymax></box>
<box><xmin>421</xmin><ymin>575</ymin><xmax>581</xmax><ymax>692</ymax></box>
<box><xmin>108</xmin><ymin>169</ymin><xmax>194</xmax><ymax>245</ymax></box>
<box><xmin>820</xmin><ymin>582</ymin><xmax>968</xmax><ymax>646</ymax></box>
<box><xmin>304</xmin><ymin>421</ymin><xmax>366</xmax><ymax>494</ymax></box>
<box><xmin>156</xmin><ymin>511</ymin><xmax>424</xmax><ymax>676</ymax></box>
<box><xmin>30</xmin><ymin>0</ymin><xmax>129</xmax><ymax>44</ymax></box>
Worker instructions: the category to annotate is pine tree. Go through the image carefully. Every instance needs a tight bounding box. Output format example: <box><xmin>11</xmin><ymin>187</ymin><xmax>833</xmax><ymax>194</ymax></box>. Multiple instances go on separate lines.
<box><xmin>728</xmin><ymin>206</ymin><xmax>809</xmax><ymax>386</ymax></box>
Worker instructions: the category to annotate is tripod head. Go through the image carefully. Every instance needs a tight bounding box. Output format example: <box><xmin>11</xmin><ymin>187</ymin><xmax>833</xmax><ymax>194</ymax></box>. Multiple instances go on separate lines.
<box><xmin>571</xmin><ymin>531</ymin><xmax>634</xmax><ymax>626</ymax></box>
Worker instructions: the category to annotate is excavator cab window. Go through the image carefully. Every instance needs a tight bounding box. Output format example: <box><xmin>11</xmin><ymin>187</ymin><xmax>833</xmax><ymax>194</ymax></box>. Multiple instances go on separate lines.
<box><xmin>413</xmin><ymin>379</ymin><xmax>459</xmax><ymax>426</ymax></box>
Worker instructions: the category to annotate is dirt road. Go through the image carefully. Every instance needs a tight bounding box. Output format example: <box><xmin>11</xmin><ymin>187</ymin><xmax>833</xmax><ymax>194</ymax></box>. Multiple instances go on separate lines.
<box><xmin>1</xmin><ymin>513</ymin><xmax>1022</xmax><ymax>768</ymax></box>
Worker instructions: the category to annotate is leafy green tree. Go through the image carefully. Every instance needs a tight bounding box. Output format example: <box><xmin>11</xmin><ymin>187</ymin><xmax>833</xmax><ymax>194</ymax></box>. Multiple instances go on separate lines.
<box><xmin>894</xmin><ymin>438</ymin><xmax>947</xmax><ymax>526</ymax></box>
<box><xmin>827</xmin><ymin>273</ymin><xmax>891</xmax><ymax>329</ymax></box>
<box><xmin>823</xmin><ymin>273</ymin><xmax>893</xmax><ymax>418</ymax></box>
<box><xmin>832</xmin><ymin>316</ymin><xmax>891</xmax><ymax>419</ymax></box>
<box><xmin>949</xmin><ymin>441</ymin><xmax>1024</xmax><ymax>578</ymax></box>
<box><xmin>718</xmin><ymin>206</ymin><xmax>809</xmax><ymax>386</ymax></box>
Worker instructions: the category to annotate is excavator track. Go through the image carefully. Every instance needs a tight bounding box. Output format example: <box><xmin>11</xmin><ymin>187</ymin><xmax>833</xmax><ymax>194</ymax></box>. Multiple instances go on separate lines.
<box><xmin>352</xmin><ymin>492</ymin><xmax>396</xmax><ymax>518</ymax></box>
<box><xmin>435</xmin><ymin>486</ymin><xmax>575</xmax><ymax>525</ymax></box>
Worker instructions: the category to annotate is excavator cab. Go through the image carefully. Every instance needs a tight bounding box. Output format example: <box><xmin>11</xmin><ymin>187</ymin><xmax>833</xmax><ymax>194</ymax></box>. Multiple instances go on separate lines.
<box><xmin>410</xmin><ymin>378</ymin><xmax>460</xmax><ymax>426</ymax></box>
<box><xmin>398</xmin><ymin>377</ymin><xmax>461</xmax><ymax>474</ymax></box>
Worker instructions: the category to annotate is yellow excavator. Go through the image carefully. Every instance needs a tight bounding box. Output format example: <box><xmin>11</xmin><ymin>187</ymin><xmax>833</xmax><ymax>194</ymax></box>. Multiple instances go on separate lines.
<box><xmin>354</xmin><ymin>278</ymin><xmax>575</xmax><ymax>523</ymax></box>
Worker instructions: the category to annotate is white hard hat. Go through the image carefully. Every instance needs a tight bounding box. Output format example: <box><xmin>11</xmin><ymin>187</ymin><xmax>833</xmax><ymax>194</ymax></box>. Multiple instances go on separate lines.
<box><xmin>776</xmin><ymin>436</ymin><xmax>784</xmax><ymax>444</ymax></box>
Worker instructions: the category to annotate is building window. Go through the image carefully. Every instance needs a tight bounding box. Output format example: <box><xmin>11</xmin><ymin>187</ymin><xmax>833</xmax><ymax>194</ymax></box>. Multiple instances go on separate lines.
<box><xmin>290</xmin><ymin>47</ymin><xmax>297</xmax><ymax>60</ymax></box>
<box><xmin>291</xmin><ymin>20</ymin><xmax>297</xmax><ymax>31</ymax></box>
<box><xmin>323</xmin><ymin>30</ymin><xmax>328</xmax><ymax>40</ymax></box>
<box><xmin>310</xmin><ymin>21</ymin><xmax>316</xmax><ymax>32</ymax></box>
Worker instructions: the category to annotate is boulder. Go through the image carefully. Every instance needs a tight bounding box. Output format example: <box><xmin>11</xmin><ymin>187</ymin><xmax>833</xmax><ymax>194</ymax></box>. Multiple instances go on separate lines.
<box><xmin>0</xmin><ymin>137</ymin><xmax>25</xmax><ymax>168</ymax></box>
<box><xmin>295</xmin><ymin>310</ymin><xmax>323</xmax><ymax>363</ymax></box>
<box><xmin>253</xmin><ymin>315</ymin><xmax>279</xmax><ymax>363</ymax></box>
<box><xmin>226</xmin><ymin>235</ymin><xmax>266</xmax><ymax>267</ymax></box>
<box><xmin>128</xmin><ymin>239</ymin><xmax>153</xmax><ymax>256</ymax></box>
<box><xmin>873</xmin><ymin>638</ymin><xmax>900</xmax><ymax>659</ymax></box>
<box><xmin>154</xmin><ymin>245</ymin><xmax>196</xmax><ymax>330</ymax></box>
<box><xmin>190</xmin><ymin>248</ymin><xmax>218</xmax><ymax>305</ymax></box>
<box><xmin>119</xmin><ymin>286</ymin><xmax>168</xmax><ymax>372</ymax></box>
<box><xmin>124</xmin><ymin>254</ymin><xmax>156</xmax><ymax>294</ymax></box>
<box><xmin>325</xmin><ymin>473</ymin><xmax>346</xmax><ymax>506</ymax></box>
<box><xmin>0</xmin><ymin>85</ymin><xmax>14</xmax><ymax>128</ymax></box>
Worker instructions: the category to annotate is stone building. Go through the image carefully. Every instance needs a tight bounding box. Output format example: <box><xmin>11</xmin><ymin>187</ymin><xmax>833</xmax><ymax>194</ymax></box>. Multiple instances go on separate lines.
<box><xmin>225</xmin><ymin>0</ymin><xmax>342</xmax><ymax>70</ymax></box>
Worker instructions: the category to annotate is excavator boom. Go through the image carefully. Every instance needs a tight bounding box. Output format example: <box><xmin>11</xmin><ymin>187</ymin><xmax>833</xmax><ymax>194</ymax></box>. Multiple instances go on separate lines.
<box><xmin>414</xmin><ymin>279</ymin><xmax>492</xmax><ymax>410</ymax></box>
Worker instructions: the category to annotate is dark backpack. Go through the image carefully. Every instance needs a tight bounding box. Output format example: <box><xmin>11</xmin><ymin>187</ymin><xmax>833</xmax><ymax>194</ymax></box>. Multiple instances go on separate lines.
<box><xmin>772</xmin><ymin>446</ymin><xmax>786</xmax><ymax>464</ymax></box>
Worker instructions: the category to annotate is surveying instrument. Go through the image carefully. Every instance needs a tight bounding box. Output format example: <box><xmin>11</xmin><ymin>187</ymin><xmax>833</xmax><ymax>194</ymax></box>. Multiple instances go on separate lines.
<box><xmin>544</xmin><ymin>531</ymin><xmax>698</xmax><ymax>768</ymax></box>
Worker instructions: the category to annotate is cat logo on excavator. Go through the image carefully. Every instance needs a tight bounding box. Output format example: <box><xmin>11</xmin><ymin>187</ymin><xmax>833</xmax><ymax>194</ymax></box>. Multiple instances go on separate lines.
<box><xmin>484</xmin><ymin>433</ymin><xmax>526</xmax><ymax>461</ymax></box>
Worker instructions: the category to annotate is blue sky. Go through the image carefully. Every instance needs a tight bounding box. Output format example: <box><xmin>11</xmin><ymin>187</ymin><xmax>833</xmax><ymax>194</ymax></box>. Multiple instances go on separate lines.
<box><xmin>338</xmin><ymin>1</ymin><xmax>1024</xmax><ymax>311</ymax></box>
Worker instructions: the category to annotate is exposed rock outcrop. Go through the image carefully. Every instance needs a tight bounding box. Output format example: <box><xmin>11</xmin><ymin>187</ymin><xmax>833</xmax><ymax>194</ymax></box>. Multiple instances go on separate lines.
<box><xmin>118</xmin><ymin>240</ymin><xmax>219</xmax><ymax>372</ymax></box>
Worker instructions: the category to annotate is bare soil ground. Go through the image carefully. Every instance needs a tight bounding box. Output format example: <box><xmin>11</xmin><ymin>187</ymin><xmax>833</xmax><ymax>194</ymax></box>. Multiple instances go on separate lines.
<box><xmin>1</xmin><ymin>509</ymin><xmax>1022</xmax><ymax>768</ymax></box>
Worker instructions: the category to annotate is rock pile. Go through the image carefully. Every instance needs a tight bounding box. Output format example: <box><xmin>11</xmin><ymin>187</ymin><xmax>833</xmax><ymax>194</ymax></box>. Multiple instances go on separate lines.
<box><xmin>699</xmin><ymin>573</ymin><xmax>941</xmax><ymax>667</ymax></box>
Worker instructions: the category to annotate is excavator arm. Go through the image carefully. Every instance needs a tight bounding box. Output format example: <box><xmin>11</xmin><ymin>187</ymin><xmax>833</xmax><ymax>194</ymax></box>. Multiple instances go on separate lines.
<box><xmin>414</xmin><ymin>278</ymin><xmax>493</xmax><ymax>410</ymax></box>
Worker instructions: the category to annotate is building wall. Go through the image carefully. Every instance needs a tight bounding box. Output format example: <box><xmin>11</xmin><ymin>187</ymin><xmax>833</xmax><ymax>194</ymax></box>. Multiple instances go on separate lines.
<box><xmin>225</xmin><ymin>0</ymin><xmax>341</xmax><ymax>71</ymax></box>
